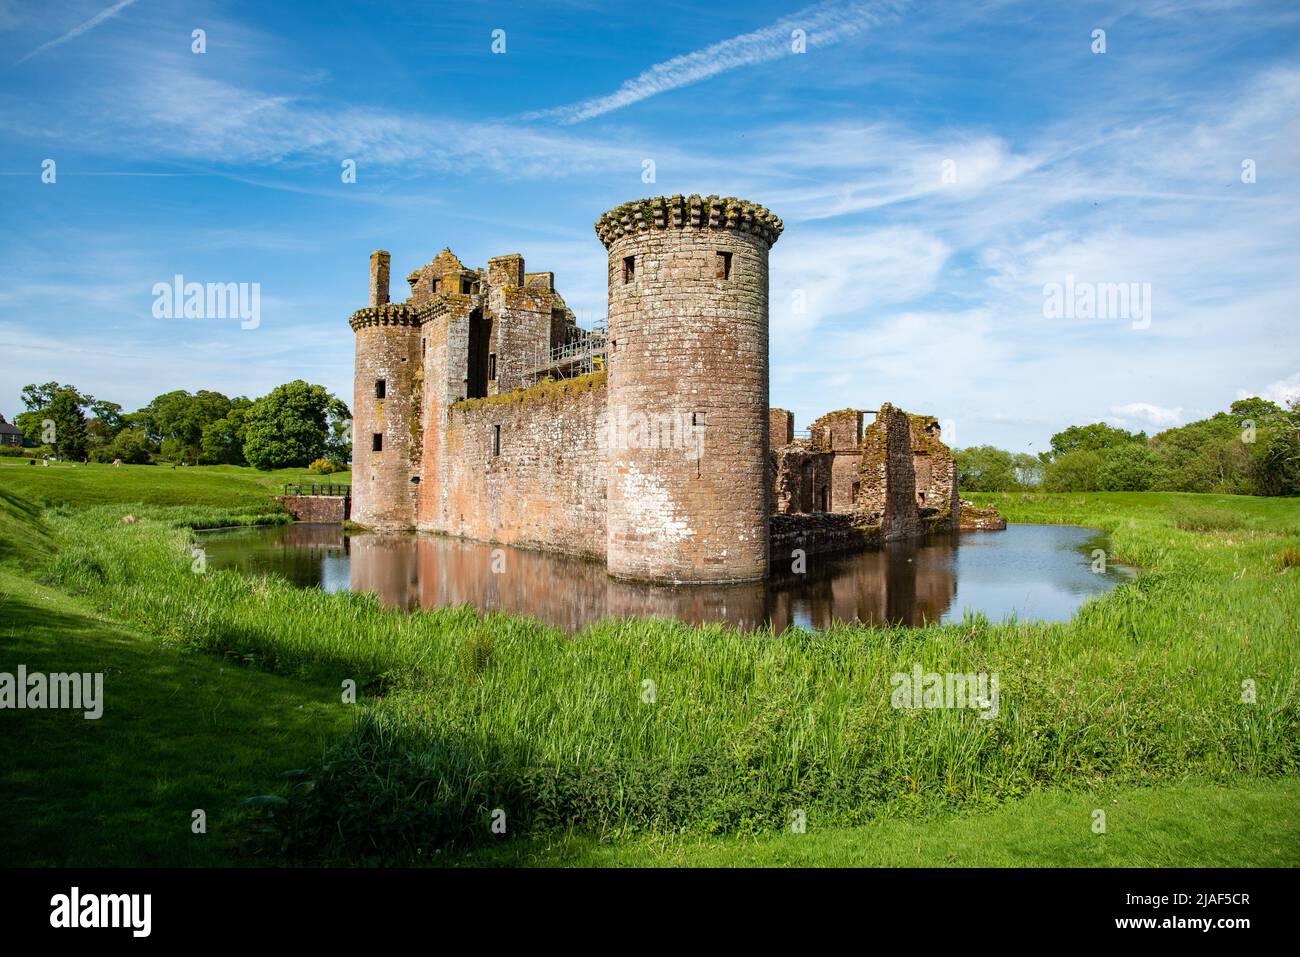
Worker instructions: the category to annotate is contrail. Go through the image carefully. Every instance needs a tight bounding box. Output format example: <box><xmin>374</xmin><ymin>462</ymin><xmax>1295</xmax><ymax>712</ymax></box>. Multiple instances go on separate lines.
<box><xmin>13</xmin><ymin>0</ymin><xmax>140</xmax><ymax>67</ymax></box>
<box><xmin>527</xmin><ymin>0</ymin><xmax>906</xmax><ymax>125</ymax></box>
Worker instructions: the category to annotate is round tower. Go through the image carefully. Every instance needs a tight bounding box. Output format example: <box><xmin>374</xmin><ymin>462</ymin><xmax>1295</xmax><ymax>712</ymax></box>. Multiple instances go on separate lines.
<box><xmin>596</xmin><ymin>195</ymin><xmax>783</xmax><ymax>582</ymax></box>
<box><xmin>350</xmin><ymin>250</ymin><xmax>423</xmax><ymax>529</ymax></box>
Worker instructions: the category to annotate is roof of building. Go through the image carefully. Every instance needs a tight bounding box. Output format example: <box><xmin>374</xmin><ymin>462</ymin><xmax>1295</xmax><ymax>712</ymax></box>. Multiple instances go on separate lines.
<box><xmin>0</xmin><ymin>420</ymin><xmax>23</xmax><ymax>435</ymax></box>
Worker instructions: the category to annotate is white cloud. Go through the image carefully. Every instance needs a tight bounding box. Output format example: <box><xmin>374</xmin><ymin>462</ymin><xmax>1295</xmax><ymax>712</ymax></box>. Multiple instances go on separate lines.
<box><xmin>1238</xmin><ymin>372</ymin><xmax>1300</xmax><ymax>407</ymax></box>
<box><xmin>527</xmin><ymin>0</ymin><xmax>901</xmax><ymax>125</ymax></box>
<box><xmin>769</xmin><ymin>226</ymin><xmax>949</xmax><ymax>339</ymax></box>
<box><xmin>1108</xmin><ymin>402</ymin><xmax>1185</xmax><ymax>428</ymax></box>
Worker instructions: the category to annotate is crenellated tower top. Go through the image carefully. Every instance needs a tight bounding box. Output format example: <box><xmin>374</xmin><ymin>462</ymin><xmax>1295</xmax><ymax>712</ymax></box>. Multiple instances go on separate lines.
<box><xmin>594</xmin><ymin>194</ymin><xmax>783</xmax><ymax>250</ymax></box>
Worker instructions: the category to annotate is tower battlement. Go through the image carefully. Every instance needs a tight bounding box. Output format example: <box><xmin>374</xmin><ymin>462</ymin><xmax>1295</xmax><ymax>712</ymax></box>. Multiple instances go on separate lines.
<box><xmin>595</xmin><ymin>194</ymin><xmax>783</xmax><ymax>249</ymax></box>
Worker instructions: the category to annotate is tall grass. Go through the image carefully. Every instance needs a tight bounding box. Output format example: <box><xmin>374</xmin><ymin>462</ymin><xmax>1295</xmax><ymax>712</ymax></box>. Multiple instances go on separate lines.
<box><xmin>35</xmin><ymin>494</ymin><xmax>1300</xmax><ymax>863</ymax></box>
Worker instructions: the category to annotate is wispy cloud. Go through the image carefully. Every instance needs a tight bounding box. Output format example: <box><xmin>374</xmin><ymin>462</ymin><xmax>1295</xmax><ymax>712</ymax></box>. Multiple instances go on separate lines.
<box><xmin>1109</xmin><ymin>402</ymin><xmax>1185</xmax><ymax>429</ymax></box>
<box><xmin>12</xmin><ymin>0</ymin><xmax>138</xmax><ymax>67</ymax></box>
<box><xmin>527</xmin><ymin>0</ymin><xmax>905</xmax><ymax>124</ymax></box>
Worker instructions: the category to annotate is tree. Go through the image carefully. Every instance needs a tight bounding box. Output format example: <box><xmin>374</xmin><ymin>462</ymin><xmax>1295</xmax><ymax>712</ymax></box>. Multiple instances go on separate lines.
<box><xmin>1049</xmin><ymin>422</ymin><xmax>1146</xmax><ymax>458</ymax></box>
<box><xmin>1043</xmin><ymin>450</ymin><xmax>1104</xmax><ymax>491</ymax></box>
<box><xmin>242</xmin><ymin>381</ymin><xmax>348</xmax><ymax>471</ymax></box>
<box><xmin>1012</xmin><ymin>452</ymin><xmax>1044</xmax><ymax>487</ymax></box>
<box><xmin>1097</xmin><ymin>443</ymin><xmax>1165</xmax><ymax>491</ymax></box>
<box><xmin>201</xmin><ymin>397</ymin><xmax>253</xmax><ymax>465</ymax></box>
<box><xmin>141</xmin><ymin>390</ymin><xmax>234</xmax><ymax>462</ymax></box>
<box><xmin>1247</xmin><ymin>399</ymin><xmax>1300</xmax><ymax>496</ymax></box>
<box><xmin>324</xmin><ymin>398</ymin><xmax>352</xmax><ymax>464</ymax></box>
<box><xmin>955</xmin><ymin>445</ymin><xmax>1019</xmax><ymax>491</ymax></box>
<box><xmin>45</xmin><ymin>389</ymin><xmax>87</xmax><ymax>460</ymax></box>
<box><xmin>21</xmin><ymin>381</ymin><xmax>94</xmax><ymax>412</ymax></box>
<box><xmin>90</xmin><ymin>428</ymin><xmax>153</xmax><ymax>464</ymax></box>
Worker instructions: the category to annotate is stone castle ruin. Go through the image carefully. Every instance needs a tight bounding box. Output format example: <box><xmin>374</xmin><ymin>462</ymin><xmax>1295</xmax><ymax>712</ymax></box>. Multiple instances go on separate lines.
<box><xmin>350</xmin><ymin>194</ymin><xmax>961</xmax><ymax>583</ymax></box>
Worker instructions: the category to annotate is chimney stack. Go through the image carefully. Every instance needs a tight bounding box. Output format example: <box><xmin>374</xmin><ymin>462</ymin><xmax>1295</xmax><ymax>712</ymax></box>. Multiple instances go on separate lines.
<box><xmin>369</xmin><ymin>250</ymin><xmax>391</xmax><ymax>307</ymax></box>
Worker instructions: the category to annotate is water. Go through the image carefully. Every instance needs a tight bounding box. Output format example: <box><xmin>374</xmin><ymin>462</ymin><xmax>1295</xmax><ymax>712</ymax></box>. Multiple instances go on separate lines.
<box><xmin>198</xmin><ymin>522</ymin><xmax>1133</xmax><ymax>632</ymax></box>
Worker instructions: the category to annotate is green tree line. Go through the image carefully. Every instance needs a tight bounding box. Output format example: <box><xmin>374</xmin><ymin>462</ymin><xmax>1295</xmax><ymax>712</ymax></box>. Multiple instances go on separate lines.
<box><xmin>956</xmin><ymin>396</ymin><xmax>1300</xmax><ymax>496</ymax></box>
<box><xmin>6</xmin><ymin>380</ymin><xmax>351</xmax><ymax>471</ymax></box>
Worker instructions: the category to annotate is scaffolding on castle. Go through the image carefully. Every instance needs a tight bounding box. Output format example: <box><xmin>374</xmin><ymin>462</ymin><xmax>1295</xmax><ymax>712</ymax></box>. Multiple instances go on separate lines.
<box><xmin>527</xmin><ymin>320</ymin><xmax>608</xmax><ymax>383</ymax></box>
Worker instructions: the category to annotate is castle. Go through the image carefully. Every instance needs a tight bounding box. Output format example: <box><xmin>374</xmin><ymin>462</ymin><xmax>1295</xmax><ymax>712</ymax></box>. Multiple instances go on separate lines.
<box><xmin>349</xmin><ymin>194</ymin><xmax>959</xmax><ymax>583</ymax></box>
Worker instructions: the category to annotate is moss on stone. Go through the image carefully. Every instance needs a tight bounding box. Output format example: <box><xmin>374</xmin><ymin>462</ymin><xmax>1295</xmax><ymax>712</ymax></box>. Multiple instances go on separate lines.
<box><xmin>450</xmin><ymin>370</ymin><xmax>607</xmax><ymax>414</ymax></box>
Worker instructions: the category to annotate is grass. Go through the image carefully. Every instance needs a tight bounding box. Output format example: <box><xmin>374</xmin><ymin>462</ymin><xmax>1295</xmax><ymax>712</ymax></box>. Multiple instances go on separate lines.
<box><xmin>2</xmin><ymin>472</ymin><xmax>1297</xmax><ymax>866</ymax></box>
<box><xmin>455</xmin><ymin>777</ymin><xmax>1300</xmax><ymax>867</ymax></box>
<box><xmin>0</xmin><ymin>499</ymin><xmax>353</xmax><ymax>867</ymax></box>
<box><xmin>0</xmin><ymin>458</ymin><xmax>349</xmax><ymax>511</ymax></box>
<box><xmin>22</xmin><ymin>484</ymin><xmax>1300</xmax><ymax>865</ymax></box>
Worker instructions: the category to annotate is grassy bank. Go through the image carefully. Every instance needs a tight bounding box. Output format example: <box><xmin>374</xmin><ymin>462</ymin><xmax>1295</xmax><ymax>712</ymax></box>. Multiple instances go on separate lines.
<box><xmin>21</xmin><ymin>486</ymin><xmax>1298</xmax><ymax>864</ymax></box>
<box><xmin>0</xmin><ymin>494</ymin><xmax>353</xmax><ymax>866</ymax></box>
<box><xmin>0</xmin><ymin>458</ymin><xmax>348</xmax><ymax>511</ymax></box>
<box><xmin>457</xmin><ymin>777</ymin><xmax>1300</xmax><ymax>867</ymax></box>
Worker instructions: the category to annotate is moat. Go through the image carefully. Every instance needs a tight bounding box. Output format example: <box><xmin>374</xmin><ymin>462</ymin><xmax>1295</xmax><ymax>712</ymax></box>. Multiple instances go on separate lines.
<box><xmin>199</xmin><ymin>523</ymin><xmax>1133</xmax><ymax>632</ymax></box>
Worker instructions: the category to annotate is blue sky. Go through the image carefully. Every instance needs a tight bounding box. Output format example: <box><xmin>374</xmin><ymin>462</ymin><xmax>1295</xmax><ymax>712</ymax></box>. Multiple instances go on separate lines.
<box><xmin>1</xmin><ymin>0</ymin><xmax>1297</xmax><ymax>451</ymax></box>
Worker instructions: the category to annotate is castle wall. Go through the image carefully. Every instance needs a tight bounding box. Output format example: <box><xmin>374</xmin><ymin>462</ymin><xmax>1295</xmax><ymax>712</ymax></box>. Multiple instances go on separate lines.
<box><xmin>434</xmin><ymin>375</ymin><xmax>607</xmax><ymax>559</ymax></box>
<box><xmin>599</xmin><ymin>195</ymin><xmax>781</xmax><ymax>583</ymax></box>
<box><xmin>351</xmin><ymin>305</ymin><xmax>422</xmax><ymax>529</ymax></box>
<box><xmin>771</xmin><ymin>446</ymin><xmax>832</xmax><ymax>515</ymax></box>
<box><xmin>859</xmin><ymin>403</ymin><xmax>920</xmax><ymax>542</ymax></box>
<box><xmin>769</xmin><ymin>408</ymin><xmax>794</xmax><ymax>448</ymax></box>
<box><xmin>910</xmin><ymin>415</ymin><xmax>960</xmax><ymax>532</ymax></box>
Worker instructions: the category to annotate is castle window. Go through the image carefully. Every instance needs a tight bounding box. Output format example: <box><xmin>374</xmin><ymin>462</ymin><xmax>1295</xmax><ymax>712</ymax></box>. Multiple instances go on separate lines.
<box><xmin>622</xmin><ymin>256</ymin><xmax>635</xmax><ymax>284</ymax></box>
<box><xmin>716</xmin><ymin>251</ymin><xmax>732</xmax><ymax>280</ymax></box>
<box><xmin>488</xmin><ymin>353</ymin><xmax>497</xmax><ymax>380</ymax></box>
<box><xmin>375</xmin><ymin>379</ymin><xmax>386</xmax><ymax>399</ymax></box>
<box><xmin>461</xmin><ymin>278</ymin><xmax>472</xmax><ymax>294</ymax></box>
<box><xmin>371</xmin><ymin>433</ymin><xmax>383</xmax><ymax>453</ymax></box>
<box><xmin>421</xmin><ymin>337</ymin><xmax>426</xmax><ymax>355</ymax></box>
<box><xmin>492</xmin><ymin>424</ymin><xmax>501</xmax><ymax>457</ymax></box>
<box><xmin>432</xmin><ymin>278</ymin><xmax>440</xmax><ymax>294</ymax></box>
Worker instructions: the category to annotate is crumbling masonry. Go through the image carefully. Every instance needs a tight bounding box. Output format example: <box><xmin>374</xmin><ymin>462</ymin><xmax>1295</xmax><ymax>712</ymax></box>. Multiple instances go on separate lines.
<box><xmin>350</xmin><ymin>195</ymin><xmax>961</xmax><ymax>583</ymax></box>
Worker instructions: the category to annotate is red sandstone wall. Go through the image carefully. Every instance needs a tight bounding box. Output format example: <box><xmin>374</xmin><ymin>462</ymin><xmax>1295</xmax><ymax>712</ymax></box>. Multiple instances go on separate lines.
<box><xmin>600</xmin><ymin>196</ymin><xmax>779</xmax><ymax>583</ymax></box>
<box><xmin>275</xmin><ymin>495</ymin><xmax>349</xmax><ymax>523</ymax></box>
<box><xmin>436</xmin><ymin>378</ymin><xmax>607</xmax><ymax>558</ymax></box>
<box><xmin>859</xmin><ymin>404</ymin><xmax>920</xmax><ymax>541</ymax></box>
<box><xmin>351</xmin><ymin>309</ymin><xmax>422</xmax><ymax>529</ymax></box>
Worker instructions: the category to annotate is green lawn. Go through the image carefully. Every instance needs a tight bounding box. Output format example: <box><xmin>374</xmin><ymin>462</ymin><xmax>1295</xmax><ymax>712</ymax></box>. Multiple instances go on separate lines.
<box><xmin>0</xmin><ymin>458</ymin><xmax>349</xmax><ymax>510</ymax></box>
<box><xmin>458</xmin><ymin>777</ymin><xmax>1300</xmax><ymax>867</ymax></box>
<box><xmin>0</xmin><ymin>502</ymin><xmax>354</xmax><ymax>866</ymax></box>
<box><xmin>0</xmin><ymin>468</ymin><xmax>1296</xmax><ymax>867</ymax></box>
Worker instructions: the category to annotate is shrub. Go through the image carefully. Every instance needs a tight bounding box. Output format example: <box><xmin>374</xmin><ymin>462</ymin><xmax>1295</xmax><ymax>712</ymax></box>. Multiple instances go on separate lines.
<box><xmin>0</xmin><ymin>445</ymin><xmax>32</xmax><ymax>458</ymax></box>
<box><xmin>309</xmin><ymin>458</ymin><xmax>341</xmax><ymax>475</ymax></box>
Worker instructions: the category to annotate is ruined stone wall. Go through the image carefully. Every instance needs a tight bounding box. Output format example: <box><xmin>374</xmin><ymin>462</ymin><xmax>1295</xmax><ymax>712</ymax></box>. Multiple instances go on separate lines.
<box><xmin>351</xmin><ymin>303</ymin><xmax>422</xmax><ymax>529</ymax></box>
<box><xmin>769</xmin><ymin>408</ymin><xmax>794</xmax><ymax>448</ymax></box>
<box><xmin>909</xmin><ymin>414</ymin><xmax>960</xmax><ymax>532</ymax></box>
<box><xmin>598</xmin><ymin>195</ymin><xmax>781</xmax><ymax>583</ymax></box>
<box><xmin>828</xmin><ymin>452</ymin><xmax>861</xmax><ymax>513</ymax></box>
<box><xmin>435</xmin><ymin>374</ymin><xmax>607</xmax><ymax>559</ymax></box>
<box><xmin>810</xmin><ymin>409</ymin><xmax>863</xmax><ymax>452</ymax></box>
<box><xmin>771</xmin><ymin>446</ymin><xmax>832</xmax><ymax>514</ymax></box>
<box><xmin>492</xmin><ymin>285</ymin><xmax>553</xmax><ymax>393</ymax></box>
<box><xmin>858</xmin><ymin>403</ymin><xmax>920</xmax><ymax>542</ymax></box>
<box><xmin>275</xmin><ymin>495</ymin><xmax>350</xmax><ymax>523</ymax></box>
<box><xmin>769</xmin><ymin>512</ymin><xmax>876</xmax><ymax>563</ymax></box>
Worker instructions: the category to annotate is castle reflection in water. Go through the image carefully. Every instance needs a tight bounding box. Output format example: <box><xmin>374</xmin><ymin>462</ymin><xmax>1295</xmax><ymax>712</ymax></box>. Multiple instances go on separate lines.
<box><xmin>198</xmin><ymin>521</ymin><xmax>1130</xmax><ymax>632</ymax></box>
<box><xmin>345</xmin><ymin>528</ymin><xmax>959</xmax><ymax>632</ymax></box>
